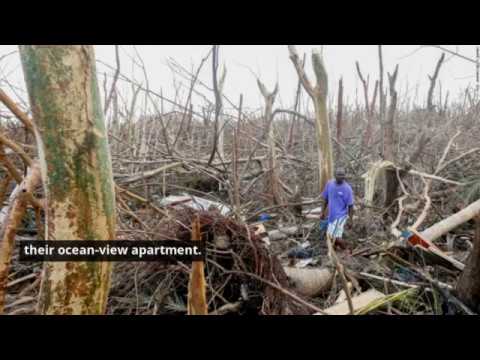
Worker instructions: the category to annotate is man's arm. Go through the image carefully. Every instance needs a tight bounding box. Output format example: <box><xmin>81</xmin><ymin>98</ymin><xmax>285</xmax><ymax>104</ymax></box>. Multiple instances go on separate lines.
<box><xmin>348</xmin><ymin>205</ymin><xmax>354</xmax><ymax>218</ymax></box>
<box><xmin>321</xmin><ymin>199</ymin><xmax>329</xmax><ymax>220</ymax></box>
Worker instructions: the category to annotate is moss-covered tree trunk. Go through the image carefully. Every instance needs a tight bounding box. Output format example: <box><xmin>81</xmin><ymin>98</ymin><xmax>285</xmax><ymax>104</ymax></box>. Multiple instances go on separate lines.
<box><xmin>19</xmin><ymin>45</ymin><xmax>116</xmax><ymax>315</ymax></box>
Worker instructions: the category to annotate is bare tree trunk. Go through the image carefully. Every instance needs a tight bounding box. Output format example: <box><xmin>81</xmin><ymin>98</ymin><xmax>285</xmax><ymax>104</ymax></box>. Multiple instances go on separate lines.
<box><xmin>456</xmin><ymin>215</ymin><xmax>480</xmax><ymax>313</ymax></box>
<box><xmin>384</xmin><ymin>65</ymin><xmax>399</xmax><ymax>209</ymax></box>
<box><xmin>287</xmin><ymin>53</ymin><xmax>306</xmax><ymax>152</ymax></box>
<box><xmin>476</xmin><ymin>46</ymin><xmax>480</xmax><ymax>101</ymax></box>
<box><xmin>336</xmin><ymin>77</ymin><xmax>344</xmax><ymax>144</ymax></box>
<box><xmin>427</xmin><ymin>53</ymin><xmax>446</xmax><ymax>113</ymax></box>
<box><xmin>289</xmin><ymin>46</ymin><xmax>334</xmax><ymax>192</ymax></box>
<box><xmin>127</xmin><ymin>84</ymin><xmax>141</xmax><ymax>152</ymax></box>
<box><xmin>356</xmin><ymin>62</ymin><xmax>378</xmax><ymax>150</ymax></box>
<box><xmin>378</xmin><ymin>45</ymin><xmax>386</xmax><ymax>156</ymax></box>
<box><xmin>20</xmin><ymin>45</ymin><xmax>116</xmax><ymax>315</ymax></box>
<box><xmin>312</xmin><ymin>53</ymin><xmax>334</xmax><ymax>192</ymax></box>
<box><xmin>104</xmin><ymin>45</ymin><xmax>120</xmax><ymax>116</ymax></box>
<box><xmin>112</xmin><ymin>90</ymin><xmax>119</xmax><ymax>134</ymax></box>
<box><xmin>421</xmin><ymin>199</ymin><xmax>480</xmax><ymax>242</ymax></box>
<box><xmin>217</xmin><ymin>69</ymin><xmax>227</xmax><ymax>161</ymax></box>
<box><xmin>208</xmin><ymin>46</ymin><xmax>226</xmax><ymax>165</ymax></box>
<box><xmin>258</xmin><ymin>80</ymin><xmax>280</xmax><ymax>206</ymax></box>
<box><xmin>368</xmin><ymin>81</ymin><xmax>379</xmax><ymax>142</ymax></box>
<box><xmin>384</xmin><ymin>66</ymin><xmax>398</xmax><ymax>162</ymax></box>
<box><xmin>232</xmin><ymin>95</ymin><xmax>243</xmax><ymax>218</ymax></box>
<box><xmin>356</xmin><ymin>61</ymin><xmax>371</xmax><ymax>115</ymax></box>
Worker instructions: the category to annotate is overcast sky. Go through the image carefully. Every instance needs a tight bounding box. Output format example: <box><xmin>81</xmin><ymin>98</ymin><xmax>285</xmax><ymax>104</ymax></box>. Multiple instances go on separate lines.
<box><xmin>0</xmin><ymin>45</ymin><xmax>478</xmax><ymax>112</ymax></box>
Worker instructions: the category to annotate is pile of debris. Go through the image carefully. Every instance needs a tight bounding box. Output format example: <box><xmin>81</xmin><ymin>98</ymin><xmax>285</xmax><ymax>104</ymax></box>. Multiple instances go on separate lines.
<box><xmin>3</xmin><ymin>188</ymin><xmax>478</xmax><ymax>315</ymax></box>
<box><xmin>108</xmin><ymin>206</ymin><xmax>315</xmax><ymax>315</ymax></box>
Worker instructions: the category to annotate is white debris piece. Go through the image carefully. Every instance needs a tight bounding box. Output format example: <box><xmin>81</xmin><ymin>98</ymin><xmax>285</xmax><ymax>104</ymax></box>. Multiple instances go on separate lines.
<box><xmin>159</xmin><ymin>194</ymin><xmax>232</xmax><ymax>216</ymax></box>
<box><xmin>295</xmin><ymin>259</ymin><xmax>315</xmax><ymax>268</ymax></box>
<box><xmin>302</xmin><ymin>207</ymin><xmax>323</xmax><ymax>220</ymax></box>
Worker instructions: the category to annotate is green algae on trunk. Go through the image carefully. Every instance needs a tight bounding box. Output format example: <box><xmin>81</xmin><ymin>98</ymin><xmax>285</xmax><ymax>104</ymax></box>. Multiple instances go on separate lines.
<box><xmin>19</xmin><ymin>45</ymin><xmax>116</xmax><ymax>315</ymax></box>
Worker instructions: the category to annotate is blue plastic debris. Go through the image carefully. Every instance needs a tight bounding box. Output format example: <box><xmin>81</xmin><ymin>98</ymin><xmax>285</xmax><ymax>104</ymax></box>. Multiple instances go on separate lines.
<box><xmin>394</xmin><ymin>267</ymin><xmax>420</xmax><ymax>283</ymax></box>
<box><xmin>259</xmin><ymin>213</ymin><xmax>272</xmax><ymax>222</ymax></box>
<box><xmin>401</xmin><ymin>230</ymin><xmax>413</xmax><ymax>240</ymax></box>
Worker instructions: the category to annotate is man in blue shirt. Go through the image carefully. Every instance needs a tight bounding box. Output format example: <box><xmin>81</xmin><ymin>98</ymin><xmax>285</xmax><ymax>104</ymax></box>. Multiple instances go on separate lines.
<box><xmin>321</xmin><ymin>168</ymin><xmax>354</xmax><ymax>251</ymax></box>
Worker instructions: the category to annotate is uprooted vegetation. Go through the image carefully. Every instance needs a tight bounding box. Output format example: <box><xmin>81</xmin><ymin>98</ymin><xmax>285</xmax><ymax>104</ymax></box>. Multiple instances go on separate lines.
<box><xmin>1</xmin><ymin>45</ymin><xmax>480</xmax><ymax>315</ymax></box>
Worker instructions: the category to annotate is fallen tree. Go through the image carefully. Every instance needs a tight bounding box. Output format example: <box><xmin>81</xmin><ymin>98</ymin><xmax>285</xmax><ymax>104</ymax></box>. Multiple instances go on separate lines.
<box><xmin>363</xmin><ymin>160</ymin><xmax>468</xmax><ymax>208</ymax></box>
<box><xmin>420</xmin><ymin>198</ymin><xmax>480</xmax><ymax>242</ymax></box>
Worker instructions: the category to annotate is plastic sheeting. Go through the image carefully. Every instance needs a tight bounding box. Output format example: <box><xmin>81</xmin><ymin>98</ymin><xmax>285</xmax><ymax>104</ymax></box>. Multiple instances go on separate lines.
<box><xmin>158</xmin><ymin>194</ymin><xmax>232</xmax><ymax>216</ymax></box>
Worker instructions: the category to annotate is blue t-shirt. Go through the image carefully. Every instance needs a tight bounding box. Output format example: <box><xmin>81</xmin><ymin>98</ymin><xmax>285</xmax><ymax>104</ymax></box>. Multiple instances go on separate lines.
<box><xmin>321</xmin><ymin>180</ymin><xmax>354</xmax><ymax>223</ymax></box>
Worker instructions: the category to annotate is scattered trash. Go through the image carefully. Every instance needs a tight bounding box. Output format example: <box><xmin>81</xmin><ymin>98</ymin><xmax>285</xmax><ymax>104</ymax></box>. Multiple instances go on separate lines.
<box><xmin>318</xmin><ymin>289</ymin><xmax>386</xmax><ymax>315</ymax></box>
<box><xmin>303</xmin><ymin>207</ymin><xmax>323</xmax><ymax>220</ymax></box>
<box><xmin>259</xmin><ymin>213</ymin><xmax>273</xmax><ymax>222</ymax></box>
<box><xmin>158</xmin><ymin>194</ymin><xmax>232</xmax><ymax>216</ymax></box>
<box><xmin>287</xmin><ymin>247</ymin><xmax>314</xmax><ymax>260</ymax></box>
<box><xmin>109</xmin><ymin>207</ymin><xmax>313</xmax><ymax>315</ymax></box>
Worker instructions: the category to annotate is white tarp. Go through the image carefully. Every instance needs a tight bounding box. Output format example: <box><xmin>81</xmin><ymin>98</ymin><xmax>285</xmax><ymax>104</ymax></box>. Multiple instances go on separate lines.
<box><xmin>159</xmin><ymin>194</ymin><xmax>231</xmax><ymax>216</ymax></box>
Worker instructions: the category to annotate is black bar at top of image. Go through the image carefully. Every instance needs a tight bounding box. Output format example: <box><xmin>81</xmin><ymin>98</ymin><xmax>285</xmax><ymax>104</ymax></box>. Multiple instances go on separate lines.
<box><xmin>18</xmin><ymin>240</ymin><xmax>206</xmax><ymax>263</ymax></box>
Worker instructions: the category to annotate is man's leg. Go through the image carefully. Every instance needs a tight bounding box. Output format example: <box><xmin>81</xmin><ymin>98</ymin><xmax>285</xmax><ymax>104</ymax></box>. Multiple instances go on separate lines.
<box><xmin>326</xmin><ymin>222</ymin><xmax>337</xmax><ymax>256</ymax></box>
<box><xmin>333</xmin><ymin>216</ymin><xmax>349</xmax><ymax>252</ymax></box>
<box><xmin>335</xmin><ymin>237</ymin><xmax>347</xmax><ymax>250</ymax></box>
<box><xmin>327</xmin><ymin>221</ymin><xmax>339</xmax><ymax>250</ymax></box>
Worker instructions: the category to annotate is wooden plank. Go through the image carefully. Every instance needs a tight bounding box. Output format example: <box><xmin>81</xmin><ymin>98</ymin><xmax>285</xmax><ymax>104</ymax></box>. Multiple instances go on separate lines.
<box><xmin>187</xmin><ymin>215</ymin><xmax>208</xmax><ymax>315</ymax></box>
<box><xmin>317</xmin><ymin>289</ymin><xmax>385</xmax><ymax>315</ymax></box>
<box><xmin>408</xmin><ymin>229</ymin><xmax>465</xmax><ymax>271</ymax></box>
